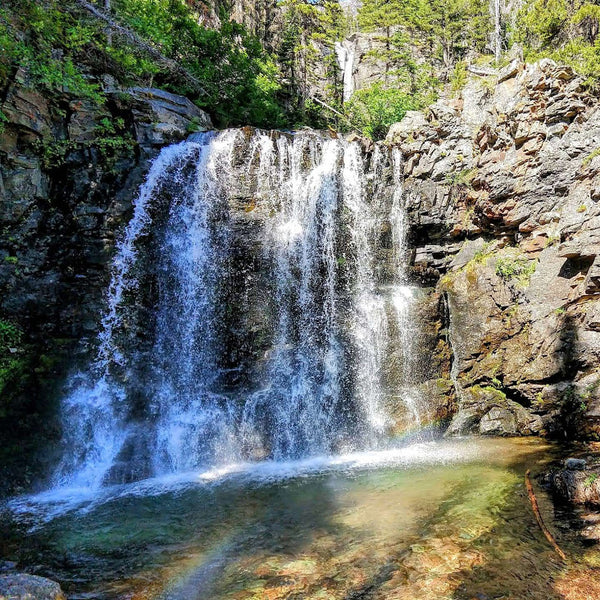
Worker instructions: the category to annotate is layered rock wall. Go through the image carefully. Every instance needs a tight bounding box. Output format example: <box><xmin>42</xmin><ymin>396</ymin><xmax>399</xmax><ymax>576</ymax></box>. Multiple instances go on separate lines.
<box><xmin>388</xmin><ymin>58</ymin><xmax>600</xmax><ymax>438</ymax></box>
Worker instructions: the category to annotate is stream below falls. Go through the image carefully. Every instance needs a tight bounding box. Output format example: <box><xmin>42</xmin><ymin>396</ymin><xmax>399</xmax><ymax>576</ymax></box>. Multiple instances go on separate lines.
<box><xmin>2</xmin><ymin>437</ymin><xmax>597</xmax><ymax>600</ymax></box>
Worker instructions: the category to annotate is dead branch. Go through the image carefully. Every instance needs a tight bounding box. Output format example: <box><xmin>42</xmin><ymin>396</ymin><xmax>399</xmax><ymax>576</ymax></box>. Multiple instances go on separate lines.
<box><xmin>525</xmin><ymin>469</ymin><xmax>567</xmax><ymax>561</ymax></box>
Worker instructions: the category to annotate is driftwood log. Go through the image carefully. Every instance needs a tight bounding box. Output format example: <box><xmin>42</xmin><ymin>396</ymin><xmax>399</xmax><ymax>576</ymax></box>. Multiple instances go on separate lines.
<box><xmin>525</xmin><ymin>469</ymin><xmax>567</xmax><ymax>561</ymax></box>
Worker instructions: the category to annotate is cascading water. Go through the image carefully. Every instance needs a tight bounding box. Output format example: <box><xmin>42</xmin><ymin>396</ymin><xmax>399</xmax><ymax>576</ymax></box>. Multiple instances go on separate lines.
<box><xmin>53</xmin><ymin>129</ymin><xmax>421</xmax><ymax>490</ymax></box>
<box><xmin>389</xmin><ymin>148</ymin><xmax>422</xmax><ymax>427</ymax></box>
<box><xmin>240</xmin><ymin>136</ymin><xmax>350</xmax><ymax>459</ymax></box>
<box><xmin>334</xmin><ymin>40</ymin><xmax>356</xmax><ymax>102</ymax></box>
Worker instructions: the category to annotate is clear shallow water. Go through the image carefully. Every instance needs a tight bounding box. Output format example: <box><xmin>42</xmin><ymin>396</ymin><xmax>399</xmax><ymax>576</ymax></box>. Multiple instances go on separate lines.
<box><xmin>1</xmin><ymin>438</ymin><xmax>594</xmax><ymax>600</ymax></box>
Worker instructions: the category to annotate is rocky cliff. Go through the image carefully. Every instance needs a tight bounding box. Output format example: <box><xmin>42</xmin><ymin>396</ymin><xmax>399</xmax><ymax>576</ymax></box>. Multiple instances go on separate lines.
<box><xmin>0</xmin><ymin>73</ymin><xmax>211</xmax><ymax>490</ymax></box>
<box><xmin>388</xmin><ymin>58</ymin><xmax>600</xmax><ymax>438</ymax></box>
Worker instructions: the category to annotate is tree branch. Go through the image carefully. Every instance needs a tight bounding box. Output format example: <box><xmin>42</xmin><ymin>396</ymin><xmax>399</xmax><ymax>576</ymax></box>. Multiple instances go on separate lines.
<box><xmin>73</xmin><ymin>0</ymin><xmax>207</xmax><ymax>96</ymax></box>
<box><xmin>525</xmin><ymin>470</ymin><xmax>567</xmax><ymax>561</ymax></box>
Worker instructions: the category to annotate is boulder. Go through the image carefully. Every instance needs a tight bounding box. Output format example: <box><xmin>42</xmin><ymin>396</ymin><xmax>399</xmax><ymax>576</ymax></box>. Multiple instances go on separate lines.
<box><xmin>551</xmin><ymin>468</ymin><xmax>600</xmax><ymax>505</ymax></box>
<box><xmin>0</xmin><ymin>574</ymin><xmax>66</xmax><ymax>600</ymax></box>
<box><xmin>497</xmin><ymin>57</ymin><xmax>523</xmax><ymax>83</ymax></box>
<box><xmin>386</xmin><ymin>111</ymin><xmax>430</xmax><ymax>144</ymax></box>
<box><xmin>125</xmin><ymin>87</ymin><xmax>213</xmax><ymax>146</ymax></box>
<box><xmin>565</xmin><ymin>457</ymin><xmax>587</xmax><ymax>470</ymax></box>
<box><xmin>446</xmin><ymin>385</ymin><xmax>543</xmax><ymax>436</ymax></box>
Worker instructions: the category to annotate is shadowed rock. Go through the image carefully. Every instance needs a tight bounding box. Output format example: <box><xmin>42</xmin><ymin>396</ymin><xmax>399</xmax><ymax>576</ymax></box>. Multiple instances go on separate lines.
<box><xmin>0</xmin><ymin>574</ymin><xmax>65</xmax><ymax>600</ymax></box>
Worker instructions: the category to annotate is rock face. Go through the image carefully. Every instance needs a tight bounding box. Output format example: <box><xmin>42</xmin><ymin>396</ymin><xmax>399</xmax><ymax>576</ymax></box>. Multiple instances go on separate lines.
<box><xmin>389</xmin><ymin>58</ymin><xmax>600</xmax><ymax>438</ymax></box>
<box><xmin>0</xmin><ymin>76</ymin><xmax>212</xmax><ymax>344</ymax></box>
<box><xmin>0</xmin><ymin>70</ymin><xmax>211</xmax><ymax>492</ymax></box>
<box><xmin>0</xmin><ymin>574</ymin><xmax>65</xmax><ymax>600</ymax></box>
<box><xmin>551</xmin><ymin>466</ymin><xmax>600</xmax><ymax>506</ymax></box>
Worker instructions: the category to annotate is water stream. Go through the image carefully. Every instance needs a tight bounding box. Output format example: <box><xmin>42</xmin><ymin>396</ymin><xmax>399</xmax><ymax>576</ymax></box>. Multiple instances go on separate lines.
<box><xmin>334</xmin><ymin>40</ymin><xmax>356</xmax><ymax>102</ymax></box>
<box><xmin>1</xmin><ymin>438</ymin><xmax>580</xmax><ymax>600</ymax></box>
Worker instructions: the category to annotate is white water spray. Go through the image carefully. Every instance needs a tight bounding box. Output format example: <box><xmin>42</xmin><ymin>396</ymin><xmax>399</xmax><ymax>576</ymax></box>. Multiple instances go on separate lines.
<box><xmin>52</xmin><ymin>129</ymin><xmax>420</xmax><ymax>490</ymax></box>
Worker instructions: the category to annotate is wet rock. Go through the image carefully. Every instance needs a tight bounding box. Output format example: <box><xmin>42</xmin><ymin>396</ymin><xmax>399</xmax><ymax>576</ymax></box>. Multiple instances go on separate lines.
<box><xmin>126</xmin><ymin>87</ymin><xmax>212</xmax><ymax>147</ymax></box>
<box><xmin>389</xmin><ymin>58</ymin><xmax>600</xmax><ymax>439</ymax></box>
<box><xmin>578</xmin><ymin>511</ymin><xmax>600</xmax><ymax>542</ymax></box>
<box><xmin>0</xmin><ymin>573</ymin><xmax>66</xmax><ymax>600</ymax></box>
<box><xmin>565</xmin><ymin>457</ymin><xmax>587</xmax><ymax>470</ymax></box>
<box><xmin>447</xmin><ymin>385</ymin><xmax>542</xmax><ymax>436</ymax></box>
<box><xmin>551</xmin><ymin>468</ymin><xmax>600</xmax><ymax>505</ymax></box>
<box><xmin>1</xmin><ymin>70</ymin><xmax>52</xmax><ymax>137</ymax></box>
<box><xmin>0</xmin><ymin>562</ymin><xmax>17</xmax><ymax>574</ymax></box>
<box><xmin>479</xmin><ymin>406</ymin><xmax>517</xmax><ymax>435</ymax></box>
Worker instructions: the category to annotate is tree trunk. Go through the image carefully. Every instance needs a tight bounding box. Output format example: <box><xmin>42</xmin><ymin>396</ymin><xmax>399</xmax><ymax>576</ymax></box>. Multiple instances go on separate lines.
<box><xmin>104</xmin><ymin>0</ymin><xmax>112</xmax><ymax>46</ymax></box>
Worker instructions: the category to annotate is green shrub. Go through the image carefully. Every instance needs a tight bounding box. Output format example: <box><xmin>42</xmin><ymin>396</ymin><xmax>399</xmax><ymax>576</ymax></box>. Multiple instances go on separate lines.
<box><xmin>583</xmin><ymin>147</ymin><xmax>600</xmax><ymax>167</ymax></box>
<box><xmin>495</xmin><ymin>256</ymin><xmax>537</xmax><ymax>285</ymax></box>
<box><xmin>0</xmin><ymin>0</ymin><xmax>286</xmax><ymax>128</ymax></box>
<box><xmin>450</xmin><ymin>61</ymin><xmax>468</xmax><ymax>93</ymax></box>
<box><xmin>445</xmin><ymin>168</ymin><xmax>478</xmax><ymax>187</ymax></box>
<box><xmin>0</xmin><ymin>3</ymin><xmax>104</xmax><ymax>103</ymax></box>
<box><xmin>0</xmin><ymin>320</ymin><xmax>26</xmax><ymax>400</ymax></box>
<box><xmin>513</xmin><ymin>0</ymin><xmax>600</xmax><ymax>89</ymax></box>
<box><xmin>343</xmin><ymin>84</ymin><xmax>418</xmax><ymax>140</ymax></box>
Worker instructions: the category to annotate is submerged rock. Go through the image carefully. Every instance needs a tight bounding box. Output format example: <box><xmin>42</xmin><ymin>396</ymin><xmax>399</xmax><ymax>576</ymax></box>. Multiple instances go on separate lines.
<box><xmin>565</xmin><ymin>457</ymin><xmax>588</xmax><ymax>470</ymax></box>
<box><xmin>0</xmin><ymin>574</ymin><xmax>66</xmax><ymax>600</ymax></box>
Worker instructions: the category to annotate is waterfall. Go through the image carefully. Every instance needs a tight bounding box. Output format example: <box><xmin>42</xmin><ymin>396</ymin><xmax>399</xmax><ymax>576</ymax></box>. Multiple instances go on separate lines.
<box><xmin>491</xmin><ymin>0</ymin><xmax>502</xmax><ymax>62</ymax></box>
<box><xmin>334</xmin><ymin>40</ymin><xmax>356</xmax><ymax>102</ymax></box>
<box><xmin>389</xmin><ymin>148</ymin><xmax>421</xmax><ymax>427</ymax></box>
<box><xmin>53</xmin><ymin>129</ymin><xmax>420</xmax><ymax>490</ymax></box>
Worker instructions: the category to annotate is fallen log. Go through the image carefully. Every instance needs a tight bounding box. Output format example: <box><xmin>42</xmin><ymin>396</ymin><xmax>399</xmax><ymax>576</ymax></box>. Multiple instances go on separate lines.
<box><xmin>525</xmin><ymin>469</ymin><xmax>567</xmax><ymax>561</ymax></box>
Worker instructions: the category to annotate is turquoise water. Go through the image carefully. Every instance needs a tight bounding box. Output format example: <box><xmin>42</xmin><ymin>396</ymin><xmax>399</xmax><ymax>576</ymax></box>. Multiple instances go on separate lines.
<box><xmin>1</xmin><ymin>438</ymin><xmax>593</xmax><ymax>600</ymax></box>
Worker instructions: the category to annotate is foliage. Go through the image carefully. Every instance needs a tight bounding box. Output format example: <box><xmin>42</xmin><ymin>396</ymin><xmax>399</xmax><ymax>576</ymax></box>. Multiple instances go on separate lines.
<box><xmin>0</xmin><ymin>3</ymin><xmax>103</xmax><ymax>103</ymax></box>
<box><xmin>513</xmin><ymin>0</ymin><xmax>600</xmax><ymax>89</ymax></box>
<box><xmin>495</xmin><ymin>256</ymin><xmax>537</xmax><ymax>285</ymax></box>
<box><xmin>450</xmin><ymin>60</ymin><xmax>468</xmax><ymax>93</ymax></box>
<box><xmin>347</xmin><ymin>0</ymin><xmax>493</xmax><ymax>136</ymax></box>
<box><xmin>445</xmin><ymin>168</ymin><xmax>477</xmax><ymax>187</ymax></box>
<box><xmin>109</xmin><ymin>0</ymin><xmax>286</xmax><ymax>127</ymax></box>
<box><xmin>583</xmin><ymin>147</ymin><xmax>600</xmax><ymax>166</ymax></box>
<box><xmin>0</xmin><ymin>110</ymin><xmax>8</xmax><ymax>134</ymax></box>
<box><xmin>0</xmin><ymin>0</ymin><xmax>286</xmax><ymax>128</ymax></box>
<box><xmin>358</xmin><ymin>0</ymin><xmax>492</xmax><ymax>80</ymax></box>
<box><xmin>343</xmin><ymin>83</ymin><xmax>417</xmax><ymax>139</ymax></box>
<box><xmin>31</xmin><ymin>113</ymin><xmax>134</xmax><ymax>169</ymax></box>
<box><xmin>514</xmin><ymin>0</ymin><xmax>570</xmax><ymax>47</ymax></box>
<box><xmin>0</xmin><ymin>320</ymin><xmax>26</xmax><ymax>400</ymax></box>
<box><xmin>275</xmin><ymin>0</ymin><xmax>350</xmax><ymax>123</ymax></box>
